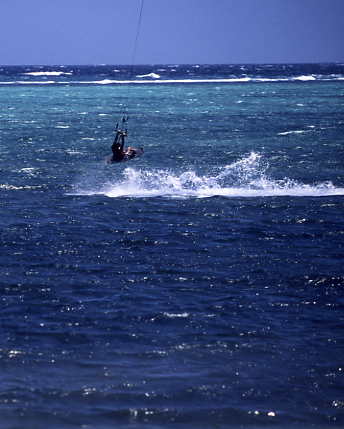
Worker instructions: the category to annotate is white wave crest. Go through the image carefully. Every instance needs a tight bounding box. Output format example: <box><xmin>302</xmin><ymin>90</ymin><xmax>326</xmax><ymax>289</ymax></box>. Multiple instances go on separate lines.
<box><xmin>23</xmin><ymin>71</ymin><xmax>72</xmax><ymax>76</ymax></box>
<box><xmin>1</xmin><ymin>74</ymin><xmax>344</xmax><ymax>86</ymax></box>
<box><xmin>293</xmin><ymin>75</ymin><xmax>316</xmax><ymax>81</ymax></box>
<box><xmin>136</xmin><ymin>72</ymin><xmax>161</xmax><ymax>79</ymax></box>
<box><xmin>74</xmin><ymin>153</ymin><xmax>344</xmax><ymax>199</ymax></box>
<box><xmin>278</xmin><ymin>130</ymin><xmax>309</xmax><ymax>136</ymax></box>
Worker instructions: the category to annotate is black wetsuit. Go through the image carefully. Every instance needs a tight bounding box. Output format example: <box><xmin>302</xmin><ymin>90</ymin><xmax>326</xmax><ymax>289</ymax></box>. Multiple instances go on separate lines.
<box><xmin>111</xmin><ymin>131</ymin><xmax>126</xmax><ymax>162</ymax></box>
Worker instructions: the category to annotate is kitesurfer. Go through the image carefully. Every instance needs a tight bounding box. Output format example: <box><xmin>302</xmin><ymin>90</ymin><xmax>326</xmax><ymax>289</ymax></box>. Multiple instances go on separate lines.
<box><xmin>111</xmin><ymin>128</ymin><xmax>127</xmax><ymax>162</ymax></box>
<box><xmin>107</xmin><ymin>117</ymin><xmax>143</xmax><ymax>164</ymax></box>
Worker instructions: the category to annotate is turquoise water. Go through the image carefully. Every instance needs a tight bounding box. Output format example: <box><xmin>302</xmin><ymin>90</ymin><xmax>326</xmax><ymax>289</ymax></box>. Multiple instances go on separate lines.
<box><xmin>0</xmin><ymin>64</ymin><xmax>344</xmax><ymax>428</ymax></box>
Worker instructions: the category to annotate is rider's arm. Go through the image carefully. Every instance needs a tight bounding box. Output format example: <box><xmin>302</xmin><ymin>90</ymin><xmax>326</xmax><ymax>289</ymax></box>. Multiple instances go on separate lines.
<box><xmin>119</xmin><ymin>133</ymin><xmax>125</xmax><ymax>151</ymax></box>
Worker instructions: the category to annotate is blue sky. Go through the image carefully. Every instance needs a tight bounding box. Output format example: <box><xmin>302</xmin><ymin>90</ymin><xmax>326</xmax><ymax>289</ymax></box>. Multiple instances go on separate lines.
<box><xmin>1</xmin><ymin>0</ymin><xmax>343</xmax><ymax>65</ymax></box>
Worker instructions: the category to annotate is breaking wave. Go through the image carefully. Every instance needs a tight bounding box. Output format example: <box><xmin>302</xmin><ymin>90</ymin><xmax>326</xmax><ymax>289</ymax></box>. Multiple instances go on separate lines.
<box><xmin>136</xmin><ymin>72</ymin><xmax>161</xmax><ymax>79</ymax></box>
<box><xmin>1</xmin><ymin>74</ymin><xmax>344</xmax><ymax>86</ymax></box>
<box><xmin>23</xmin><ymin>71</ymin><xmax>73</xmax><ymax>76</ymax></box>
<box><xmin>74</xmin><ymin>153</ymin><xmax>344</xmax><ymax>199</ymax></box>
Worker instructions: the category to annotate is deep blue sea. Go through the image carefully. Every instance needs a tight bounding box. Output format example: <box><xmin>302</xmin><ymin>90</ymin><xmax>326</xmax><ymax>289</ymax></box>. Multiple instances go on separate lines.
<box><xmin>0</xmin><ymin>64</ymin><xmax>344</xmax><ymax>428</ymax></box>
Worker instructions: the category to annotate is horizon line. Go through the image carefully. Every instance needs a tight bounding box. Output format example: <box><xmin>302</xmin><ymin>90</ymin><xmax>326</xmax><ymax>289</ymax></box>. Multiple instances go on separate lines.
<box><xmin>1</xmin><ymin>61</ymin><xmax>343</xmax><ymax>67</ymax></box>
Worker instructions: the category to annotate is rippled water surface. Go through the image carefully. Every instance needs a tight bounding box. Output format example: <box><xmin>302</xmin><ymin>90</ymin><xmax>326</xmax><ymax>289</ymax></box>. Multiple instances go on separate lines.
<box><xmin>0</xmin><ymin>64</ymin><xmax>344</xmax><ymax>428</ymax></box>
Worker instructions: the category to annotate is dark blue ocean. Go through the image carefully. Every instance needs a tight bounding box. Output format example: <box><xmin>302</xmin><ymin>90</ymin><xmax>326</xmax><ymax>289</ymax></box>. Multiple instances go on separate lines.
<box><xmin>0</xmin><ymin>64</ymin><xmax>343</xmax><ymax>428</ymax></box>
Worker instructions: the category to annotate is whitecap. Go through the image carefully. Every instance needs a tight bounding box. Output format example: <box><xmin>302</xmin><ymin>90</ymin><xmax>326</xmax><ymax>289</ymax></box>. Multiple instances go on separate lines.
<box><xmin>66</xmin><ymin>150</ymin><xmax>84</xmax><ymax>155</ymax></box>
<box><xmin>136</xmin><ymin>72</ymin><xmax>161</xmax><ymax>79</ymax></box>
<box><xmin>163</xmin><ymin>312</ymin><xmax>189</xmax><ymax>318</ymax></box>
<box><xmin>98</xmin><ymin>79</ymin><xmax>118</xmax><ymax>85</ymax></box>
<box><xmin>0</xmin><ymin>184</ymin><xmax>42</xmax><ymax>190</ymax></box>
<box><xmin>18</xmin><ymin>167</ymin><xmax>39</xmax><ymax>176</ymax></box>
<box><xmin>8</xmin><ymin>350</ymin><xmax>24</xmax><ymax>358</ymax></box>
<box><xmin>293</xmin><ymin>75</ymin><xmax>316</xmax><ymax>81</ymax></box>
<box><xmin>278</xmin><ymin>130</ymin><xmax>308</xmax><ymax>136</ymax></box>
<box><xmin>23</xmin><ymin>71</ymin><xmax>72</xmax><ymax>76</ymax></box>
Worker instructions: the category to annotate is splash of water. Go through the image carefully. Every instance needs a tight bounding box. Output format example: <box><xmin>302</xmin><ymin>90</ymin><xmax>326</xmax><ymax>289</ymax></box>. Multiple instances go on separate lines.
<box><xmin>74</xmin><ymin>152</ymin><xmax>344</xmax><ymax>199</ymax></box>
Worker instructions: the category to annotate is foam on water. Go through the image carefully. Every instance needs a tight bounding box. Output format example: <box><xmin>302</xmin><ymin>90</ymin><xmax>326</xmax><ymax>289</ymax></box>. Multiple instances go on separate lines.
<box><xmin>75</xmin><ymin>153</ymin><xmax>344</xmax><ymax>199</ymax></box>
